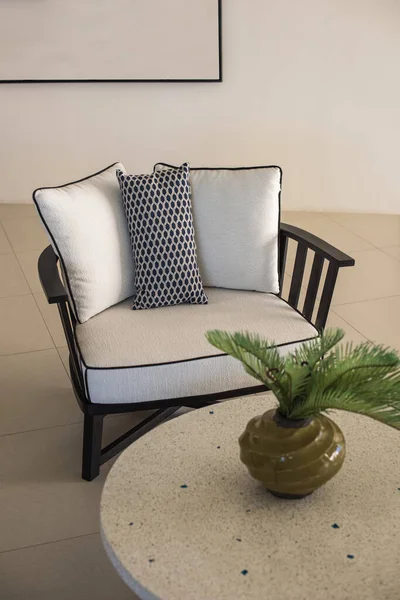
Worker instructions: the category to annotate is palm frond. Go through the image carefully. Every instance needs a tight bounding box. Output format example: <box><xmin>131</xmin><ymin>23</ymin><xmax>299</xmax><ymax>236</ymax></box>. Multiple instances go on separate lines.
<box><xmin>290</xmin><ymin>384</ymin><xmax>400</xmax><ymax>429</ymax></box>
<box><xmin>312</xmin><ymin>342</ymin><xmax>399</xmax><ymax>393</ymax></box>
<box><xmin>292</xmin><ymin>328</ymin><xmax>345</xmax><ymax>368</ymax></box>
<box><xmin>206</xmin><ymin>330</ymin><xmax>292</xmax><ymax>410</ymax></box>
<box><xmin>206</xmin><ymin>327</ymin><xmax>400</xmax><ymax>431</ymax></box>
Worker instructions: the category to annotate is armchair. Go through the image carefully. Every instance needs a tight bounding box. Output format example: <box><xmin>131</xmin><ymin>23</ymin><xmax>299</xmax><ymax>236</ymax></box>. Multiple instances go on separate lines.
<box><xmin>38</xmin><ymin>223</ymin><xmax>354</xmax><ymax>480</ymax></box>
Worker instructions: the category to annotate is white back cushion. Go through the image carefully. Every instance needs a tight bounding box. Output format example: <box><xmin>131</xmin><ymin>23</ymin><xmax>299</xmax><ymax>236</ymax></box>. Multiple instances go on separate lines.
<box><xmin>154</xmin><ymin>164</ymin><xmax>281</xmax><ymax>293</ymax></box>
<box><xmin>33</xmin><ymin>163</ymin><xmax>135</xmax><ymax>323</ymax></box>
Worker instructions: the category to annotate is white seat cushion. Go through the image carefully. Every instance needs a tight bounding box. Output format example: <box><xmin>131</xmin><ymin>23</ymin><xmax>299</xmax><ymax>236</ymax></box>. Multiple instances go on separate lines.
<box><xmin>75</xmin><ymin>288</ymin><xmax>318</xmax><ymax>405</ymax></box>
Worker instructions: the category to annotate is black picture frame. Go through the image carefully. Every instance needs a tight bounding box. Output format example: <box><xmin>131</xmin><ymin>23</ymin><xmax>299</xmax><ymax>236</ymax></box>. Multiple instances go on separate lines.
<box><xmin>0</xmin><ymin>0</ymin><xmax>222</xmax><ymax>84</ymax></box>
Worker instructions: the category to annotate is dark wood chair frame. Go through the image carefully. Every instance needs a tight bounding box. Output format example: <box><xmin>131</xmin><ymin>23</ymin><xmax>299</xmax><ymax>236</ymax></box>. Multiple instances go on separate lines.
<box><xmin>38</xmin><ymin>223</ymin><xmax>354</xmax><ymax>481</ymax></box>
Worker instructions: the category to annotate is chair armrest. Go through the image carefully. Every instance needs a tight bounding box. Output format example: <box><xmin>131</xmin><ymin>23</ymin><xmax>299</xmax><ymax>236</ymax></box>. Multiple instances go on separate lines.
<box><xmin>38</xmin><ymin>246</ymin><xmax>85</xmax><ymax>392</ymax></box>
<box><xmin>38</xmin><ymin>245</ymin><xmax>68</xmax><ymax>304</ymax></box>
<box><xmin>279</xmin><ymin>223</ymin><xmax>355</xmax><ymax>331</ymax></box>
<box><xmin>280</xmin><ymin>223</ymin><xmax>355</xmax><ymax>267</ymax></box>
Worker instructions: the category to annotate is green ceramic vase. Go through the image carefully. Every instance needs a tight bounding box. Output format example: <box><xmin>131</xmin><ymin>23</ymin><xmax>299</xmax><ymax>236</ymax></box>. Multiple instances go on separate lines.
<box><xmin>239</xmin><ymin>409</ymin><xmax>346</xmax><ymax>499</ymax></box>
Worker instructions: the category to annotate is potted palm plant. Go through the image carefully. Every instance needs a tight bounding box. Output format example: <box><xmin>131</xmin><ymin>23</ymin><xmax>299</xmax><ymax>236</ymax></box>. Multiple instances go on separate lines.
<box><xmin>206</xmin><ymin>328</ymin><xmax>400</xmax><ymax>499</ymax></box>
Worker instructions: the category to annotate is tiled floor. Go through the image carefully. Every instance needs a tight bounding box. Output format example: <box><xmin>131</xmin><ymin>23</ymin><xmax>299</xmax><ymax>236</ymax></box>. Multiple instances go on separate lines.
<box><xmin>0</xmin><ymin>205</ymin><xmax>399</xmax><ymax>598</ymax></box>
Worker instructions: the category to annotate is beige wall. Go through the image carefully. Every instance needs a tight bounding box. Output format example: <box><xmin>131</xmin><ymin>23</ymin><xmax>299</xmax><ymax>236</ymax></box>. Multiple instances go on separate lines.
<box><xmin>0</xmin><ymin>0</ymin><xmax>399</xmax><ymax>213</ymax></box>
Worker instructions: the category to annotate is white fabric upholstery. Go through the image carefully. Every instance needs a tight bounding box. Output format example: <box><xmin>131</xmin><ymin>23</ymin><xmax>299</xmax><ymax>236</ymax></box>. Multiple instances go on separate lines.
<box><xmin>75</xmin><ymin>288</ymin><xmax>318</xmax><ymax>404</ymax></box>
<box><xmin>154</xmin><ymin>164</ymin><xmax>281</xmax><ymax>294</ymax></box>
<box><xmin>34</xmin><ymin>163</ymin><xmax>135</xmax><ymax>323</ymax></box>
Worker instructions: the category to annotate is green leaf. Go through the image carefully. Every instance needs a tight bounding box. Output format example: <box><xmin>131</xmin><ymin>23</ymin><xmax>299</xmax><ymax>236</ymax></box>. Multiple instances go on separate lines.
<box><xmin>205</xmin><ymin>327</ymin><xmax>400</xmax><ymax>431</ymax></box>
<box><xmin>206</xmin><ymin>330</ymin><xmax>290</xmax><ymax>411</ymax></box>
<box><xmin>292</xmin><ymin>328</ymin><xmax>345</xmax><ymax>368</ymax></box>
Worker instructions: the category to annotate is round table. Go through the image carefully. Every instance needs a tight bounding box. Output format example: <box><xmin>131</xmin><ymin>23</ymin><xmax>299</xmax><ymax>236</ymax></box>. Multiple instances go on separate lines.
<box><xmin>100</xmin><ymin>393</ymin><xmax>400</xmax><ymax>600</ymax></box>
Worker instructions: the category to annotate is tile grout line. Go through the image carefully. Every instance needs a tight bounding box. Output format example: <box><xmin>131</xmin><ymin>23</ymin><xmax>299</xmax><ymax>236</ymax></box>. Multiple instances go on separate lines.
<box><xmin>330</xmin><ymin>308</ymin><xmax>373</xmax><ymax>343</ymax></box>
<box><xmin>286</xmin><ymin>213</ymin><xmax>379</xmax><ymax>252</ymax></box>
<box><xmin>332</xmin><ymin>293</ymin><xmax>400</xmax><ymax>308</ymax></box>
<box><xmin>2</xmin><ymin>208</ymin><xmax>50</xmax><ymax>291</ymax></box>
<box><xmin>0</xmin><ymin>346</ymin><xmax>56</xmax><ymax>359</ymax></box>
<box><xmin>0</xmin><ymin>290</ymin><xmax>32</xmax><ymax>299</ymax></box>
<box><xmin>1</xmin><ymin>219</ymin><xmax>20</xmax><ymax>258</ymax></box>
<box><xmin>323</xmin><ymin>213</ymin><xmax>382</xmax><ymax>250</ymax></box>
<box><xmin>0</xmin><ymin>229</ymin><xmax>35</xmax><ymax>296</ymax></box>
<box><xmin>1</xmin><ymin>222</ymin><xmax>61</xmax><ymax>356</ymax></box>
<box><xmin>325</xmin><ymin>214</ymin><xmax>399</xmax><ymax>251</ymax></box>
<box><xmin>20</xmin><ymin>231</ymin><xmax>67</xmax><ymax>349</ymax></box>
<box><xmin>0</xmin><ymin>411</ymin><xmax>126</xmax><ymax>439</ymax></box>
<box><xmin>0</xmin><ymin>220</ymin><xmax>16</xmax><ymax>256</ymax></box>
<box><xmin>13</xmin><ymin>247</ymin><xmax>41</xmax><ymax>295</ymax></box>
<box><xmin>0</xmin><ymin>418</ymin><xmax>83</xmax><ymax>438</ymax></box>
<box><xmin>1</xmin><ymin>219</ymin><xmax>56</xmax><ymax>340</ymax></box>
<box><xmin>0</xmin><ymin>531</ymin><xmax>99</xmax><ymax>556</ymax></box>
<box><xmin>380</xmin><ymin>247</ymin><xmax>400</xmax><ymax>263</ymax></box>
<box><xmin>31</xmin><ymin>282</ymin><xmax>62</xmax><ymax>349</ymax></box>
<box><xmin>56</xmin><ymin>346</ymin><xmax>71</xmax><ymax>379</ymax></box>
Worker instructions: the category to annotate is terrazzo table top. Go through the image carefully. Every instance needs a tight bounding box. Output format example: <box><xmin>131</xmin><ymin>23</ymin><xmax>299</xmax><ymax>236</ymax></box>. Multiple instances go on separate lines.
<box><xmin>100</xmin><ymin>393</ymin><xmax>400</xmax><ymax>600</ymax></box>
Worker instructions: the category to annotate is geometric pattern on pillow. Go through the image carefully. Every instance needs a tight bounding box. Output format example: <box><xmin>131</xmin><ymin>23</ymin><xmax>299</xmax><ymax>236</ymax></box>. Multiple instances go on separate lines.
<box><xmin>154</xmin><ymin>163</ymin><xmax>282</xmax><ymax>295</ymax></box>
<box><xmin>117</xmin><ymin>163</ymin><xmax>208</xmax><ymax>310</ymax></box>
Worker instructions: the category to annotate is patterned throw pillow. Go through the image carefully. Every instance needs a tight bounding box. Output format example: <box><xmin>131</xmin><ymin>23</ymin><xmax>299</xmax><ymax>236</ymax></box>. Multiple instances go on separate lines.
<box><xmin>117</xmin><ymin>163</ymin><xmax>208</xmax><ymax>310</ymax></box>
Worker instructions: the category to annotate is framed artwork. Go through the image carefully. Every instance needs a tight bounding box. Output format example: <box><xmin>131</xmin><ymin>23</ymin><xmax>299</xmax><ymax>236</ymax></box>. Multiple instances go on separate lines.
<box><xmin>0</xmin><ymin>0</ymin><xmax>222</xmax><ymax>83</ymax></box>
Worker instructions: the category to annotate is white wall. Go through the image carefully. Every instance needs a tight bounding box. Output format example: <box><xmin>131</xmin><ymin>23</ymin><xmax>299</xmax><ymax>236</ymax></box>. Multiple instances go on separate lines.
<box><xmin>0</xmin><ymin>0</ymin><xmax>399</xmax><ymax>213</ymax></box>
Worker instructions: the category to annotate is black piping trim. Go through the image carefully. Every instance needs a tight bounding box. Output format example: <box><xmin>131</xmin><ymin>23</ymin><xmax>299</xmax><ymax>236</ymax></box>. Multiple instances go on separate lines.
<box><xmin>81</xmin><ymin>334</ymin><xmax>318</xmax><ymax>405</ymax></box>
<box><xmin>277</xmin><ymin>170</ymin><xmax>283</xmax><ymax>295</ymax></box>
<box><xmin>276</xmin><ymin>293</ymin><xmax>320</xmax><ymax>332</ymax></box>
<box><xmin>70</xmin><ymin>285</ymin><xmax>318</xmax><ymax>404</ymax></box>
<box><xmin>68</xmin><ymin>282</ymin><xmax>319</xmax><ymax>404</ymax></box>
<box><xmin>0</xmin><ymin>79</ymin><xmax>222</xmax><ymax>84</ymax></box>
<box><xmin>218</xmin><ymin>0</ymin><xmax>223</xmax><ymax>82</ymax></box>
<box><xmin>32</xmin><ymin>162</ymin><xmax>123</xmax><ymax>325</ymax></box>
<box><xmin>84</xmin><ymin>365</ymin><xmax>91</xmax><ymax>403</ymax></box>
<box><xmin>68</xmin><ymin>290</ymin><xmax>311</xmax><ymax>401</ymax></box>
<box><xmin>33</xmin><ymin>161</ymin><xmax>121</xmax><ymax>191</ymax></box>
<box><xmin>82</xmin><ymin>385</ymin><xmax>269</xmax><ymax>415</ymax></box>
<box><xmin>153</xmin><ymin>162</ymin><xmax>283</xmax><ymax>296</ymax></box>
<box><xmin>1</xmin><ymin>2</ymin><xmax>222</xmax><ymax>84</ymax></box>
<box><xmin>80</xmin><ymin>334</ymin><xmax>319</xmax><ymax>372</ymax></box>
<box><xmin>154</xmin><ymin>162</ymin><xmax>282</xmax><ymax>173</ymax></box>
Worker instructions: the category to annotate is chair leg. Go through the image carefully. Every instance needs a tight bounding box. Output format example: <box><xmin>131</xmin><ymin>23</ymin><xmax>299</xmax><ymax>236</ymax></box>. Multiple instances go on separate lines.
<box><xmin>82</xmin><ymin>414</ymin><xmax>104</xmax><ymax>481</ymax></box>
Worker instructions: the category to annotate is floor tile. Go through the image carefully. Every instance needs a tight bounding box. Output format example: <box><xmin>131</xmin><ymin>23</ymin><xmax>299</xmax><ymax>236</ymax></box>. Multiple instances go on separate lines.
<box><xmin>15</xmin><ymin>248</ymin><xmax>42</xmax><ymax>293</ymax></box>
<box><xmin>326</xmin><ymin>310</ymin><xmax>368</xmax><ymax>345</ymax></box>
<box><xmin>0</xmin><ymin>349</ymin><xmax>80</xmax><ymax>436</ymax></box>
<box><xmin>281</xmin><ymin>211</ymin><xmax>323</xmax><ymax>223</ymax></box>
<box><xmin>382</xmin><ymin>246</ymin><xmax>400</xmax><ymax>262</ymax></box>
<box><xmin>34</xmin><ymin>292</ymin><xmax>66</xmax><ymax>347</ymax></box>
<box><xmin>0</xmin><ymin>206</ymin><xmax>398</xmax><ymax>599</ymax></box>
<box><xmin>0</xmin><ymin>295</ymin><xmax>54</xmax><ymax>356</ymax></box>
<box><xmin>327</xmin><ymin>213</ymin><xmax>400</xmax><ymax>248</ymax></box>
<box><xmin>0</xmin><ymin>223</ymin><xmax>12</xmax><ymax>254</ymax></box>
<box><xmin>0</xmin><ymin>533</ymin><xmax>137</xmax><ymax>600</ymax></box>
<box><xmin>0</xmin><ymin>253</ymin><xmax>30</xmax><ymax>297</ymax></box>
<box><xmin>0</xmin><ymin>203</ymin><xmax>37</xmax><ymax>222</ymax></box>
<box><xmin>281</xmin><ymin>276</ymin><xmax>368</xmax><ymax>343</ymax></box>
<box><xmin>331</xmin><ymin>249</ymin><xmax>400</xmax><ymax>306</ymax></box>
<box><xmin>57</xmin><ymin>346</ymin><xmax>71</xmax><ymax>378</ymax></box>
<box><xmin>0</xmin><ymin>412</ymin><xmax>153</xmax><ymax>552</ymax></box>
<box><xmin>282</xmin><ymin>212</ymin><xmax>374</xmax><ymax>253</ymax></box>
<box><xmin>2</xmin><ymin>216</ymin><xmax>48</xmax><ymax>252</ymax></box>
<box><xmin>334</xmin><ymin>296</ymin><xmax>400</xmax><ymax>352</ymax></box>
